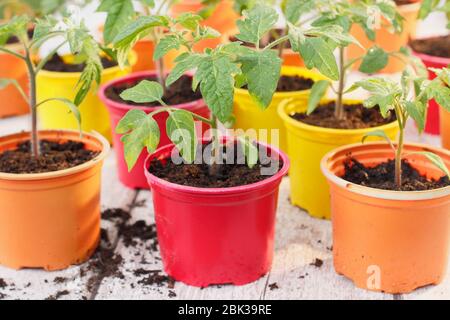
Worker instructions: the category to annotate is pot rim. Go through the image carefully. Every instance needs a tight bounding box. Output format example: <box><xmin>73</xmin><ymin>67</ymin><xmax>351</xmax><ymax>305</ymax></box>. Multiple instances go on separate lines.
<box><xmin>321</xmin><ymin>141</ymin><xmax>450</xmax><ymax>201</ymax></box>
<box><xmin>277</xmin><ymin>98</ymin><xmax>399</xmax><ymax>136</ymax></box>
<box><xmin>36</xmin><ymin>51</ymin><xmax>137</xmax><ymax>79</ymax></box>
<box><xmin>99</xmin><ymin>71</ymin><xmax>207</xmax><ymax>113</ymax></box>
<box><xmin>234</xmin><ymin>66</ymin><xmax>325</xmax><ymax>98</ymax></box>
<box><xmin>144</xmin><ymin>138</ymin><xmax>290</xmax><ymax>195</ymax></box>
<box><xmin>0</xmin><ymin>129</ymin><xmax>110</xmax><ymax>181</ymax></box>
<box><xmin>411</xmin><ymin>46</ymin><xmax>450</xmax><ymax>67</ymax></box>
<box><xmin>397</xmin><ymin>1</ymin><xmax>421</xmax><ymax>12</ymax></box>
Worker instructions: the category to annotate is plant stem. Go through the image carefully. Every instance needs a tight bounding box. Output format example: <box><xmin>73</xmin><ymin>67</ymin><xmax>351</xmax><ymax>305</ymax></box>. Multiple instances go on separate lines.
<box><xmin>24</xmin><ymin>47</ymin><xmax>39</xmax><ymax>157</ymax></box>
<box><xmin>208</xmin><ymin>115</ymin><xmax>220</xmax><ymax>177</ymax></box>
<box><xmin>335</xmin><ymin>47</ymin><xmax>346</xmax><ymax>120</ymax></box>
<box><xmin>263</xmin><ymin>35</ymin><xmax>289</xmax><ymax>51</ymax></box>
<box><xmin>394</xmin><ymin>102</ymin><xmax>406</xmax><ymax>188</ymax></box>
<box><xmin>277</xmin><ymin>28</ymin><xmax>287</xmax><ymax>58</ymax></box>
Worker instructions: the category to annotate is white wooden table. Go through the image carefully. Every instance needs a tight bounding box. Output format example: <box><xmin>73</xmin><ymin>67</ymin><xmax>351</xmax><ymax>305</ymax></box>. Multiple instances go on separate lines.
<box><xmin>0</xmin><ymin>114</ymin><xmax>448</xmax><ymax>300</ymax></box>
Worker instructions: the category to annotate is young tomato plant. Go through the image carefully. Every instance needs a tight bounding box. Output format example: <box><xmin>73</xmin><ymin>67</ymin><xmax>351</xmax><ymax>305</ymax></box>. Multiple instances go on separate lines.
<box><xmin>114</xmin><ymin>4</ymin><xmax>357</xmax><ymax>173</ymax></box>
<box><xmin>355</xmin><ymin>66</ymin><xmax>450</xmax><ymax>187</ymax></box>
<box><xmin>0</xmin><ymin>15</ymin><xmax>106</xmax><ymax>157</ymax></box>
<box><xmin>304</xmin><ymin>0</ymin><xmax>406</xmax><ymax>120</ymax></box>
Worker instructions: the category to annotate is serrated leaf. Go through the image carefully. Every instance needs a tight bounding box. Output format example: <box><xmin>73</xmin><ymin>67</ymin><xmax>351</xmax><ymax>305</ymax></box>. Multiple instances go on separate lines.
<box><xmin>117</xmin><ymin>110</ymin><xmax>160</xmax><ymax>171</ymax></box>
<box><xmin>236</xmin><ymin>4</ymin><xmax>278</xmax><ymax>45</ymax></box>
<box><xmin>298</xmin><ymin>37</ymin><xmax>339</xmax><ymax>81</ymax></box>
<box><xmin>194</xmin><ymin>54</ymin><xmax>240</xmax><ymax>123</ymax></box>
<box><xmin>113</xmin><ymin>15</ymin><xmax>169</xmax><ymax>47</ymax></box>
<box><xmin>0</xmin><ymin>15</ymin><xmax>29</xmax><ymax>45</ymax></box>
<box><xmin>166</xmin><ymin>52</ymin><xmax>203</xmax><ymax>87</ymax></box>
<box><xmin>307</xmin><ymin>80</ymin><xmax>330</xmax><ymax>115</ymax></box>
<box><xmin>166</xmin><ymin>110</ymin><xmax>197</xmax><ymax>163</ymax></box>
<box><xmin>409</xmin><ymin>151</ymin><xmax>450</xmax><ymax>178</ymax></box>
<box><xmin>282</xmin><ymin>0</ymin><xmax>315</xmax><ymax>24</ymax></box>
<box><xmin>97</xmin><ymin>0</ymin><xmax>135</xmax><ymax>45</ymax></box>
<box><xmin>120</xmin><ymin>80</ymin><xmax>164</xmax><ymax>104</ymax></box>
<box><xmin>237</xmin><ymin>135</ymin><xmax>258</xmax><ymax>169</ymax></box>
<box><xmin>355</xmin><ymin>78</ymin><xmax>400</xmax><ymax>117</ymax></box>
<box><xmin>406</xmin><ymin>101</ymin><xmax>427</xmax><ymax>133</ymax></box>
<box><xmin>176</xmin><ymin>13</ymin><xmax>203</xmax><ymax>31</ymax></box>
<box><xmin>238</xmin><ymin>50</ymin><xmax>281</xmax><ymax>109</ymax></box>
<box><xmin>359</xmin><ymin>46</ymin><xmax>388</xmax><ymax>74</ymax></box>
<box><xmin>154</xmin><ymin>35</ymin><xmax>181</xmax><ymax>60</ymax></box>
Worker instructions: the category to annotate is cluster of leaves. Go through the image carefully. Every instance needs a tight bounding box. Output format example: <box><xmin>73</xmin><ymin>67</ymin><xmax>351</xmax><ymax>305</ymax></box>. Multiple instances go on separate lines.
<box><xmin>419</xmin><ymin>0</ymin><xmax>450</xmax><ymax>27</ymax></box>
<box><xmin>0</xmin><ymin>0</ymin><xmax>66</xmax><ymax>19</ymax></box>
<box><xmin>114</xmin><ymin>3</ymin><xmax>360</xmax><ymax>170</ymax></box>
<box><xmin>355</xmin><ymin>63</ymin><xmax>450</xmax><ymax>182</ymax></box>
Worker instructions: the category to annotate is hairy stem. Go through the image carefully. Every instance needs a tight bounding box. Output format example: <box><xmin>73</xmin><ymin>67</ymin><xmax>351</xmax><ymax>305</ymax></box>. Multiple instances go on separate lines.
<box><xmin>24</xmin><ymin>47</ymin><xmax>39</xmax><ymax>157</ymax></box>
<box><xmin>394</xmin><ymin>103</ymin><xmax>406</xmax><ymax>188</ymax></box>
<box><xmin>335</xmin><ymin>47</ymin><xmax>345</xmax><ymax>120</ymax></box>
<box><xmin>263</xmin><ymin>34</ymin><xmax>289</xmax><ymax>51</ymax></box>
<box><xmin>208</xmin><ymin>115</ymin><xmax>220</xmax><ymax>177</ymax></box>
<box><xmin>277</xmin><ymin>28</ymin><xmax>287</xmax><ymax>58</ymax></box>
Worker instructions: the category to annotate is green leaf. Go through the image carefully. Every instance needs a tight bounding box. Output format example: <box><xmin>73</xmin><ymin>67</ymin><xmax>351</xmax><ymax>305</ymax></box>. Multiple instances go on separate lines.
<box><xmin>154</xmin><ymin>35</ymin><xmax>181</xmax><ymax>60</ymax></box>
<box><xmin>176</xmin><ymin>13</ymin><xmax>203</xmax><ymax>31</ymax></box>
<box><xmin>281</xmin><ymin>0</ymin><xmax>315</xmax><ymax>24</ymax></box>
<box><xmin>0</xmin><ymin>15</ymin><xmax>29</xmax><ymax>45</ymax></box>
<box><xmin>236</xmin><ymin>4</ymin><xmax>278</xmax><ymax>46</ymax></box>
<box><xmin>305</xmin><ymin>25</ymin><xmax>360</xmax><ymax>48</ymax></box>
<box><xmin>237</xmin><ymin>135</ymin><xmax>258</xmax><ymax>169</ymax></box>
<box><xmin>406</xmin><ymin>101</ymin><xmax>427</xmax><ymax>133</ymax></box>
<box><xmin>194</xmin><ymin>54</ymin><xmax>240</xmax><ymax>123</ymax></box>
<box><xmin>359</xmin><ymin>46</ymin><xmax>388</xmax><ymax>74</ymax></box>
<box><xmin>32</xmin><ymin>16</ymin><xmax>58</xmax><ymax>45</ymax></box>
<box><xmin>362</xmin><ymin>130</ymin><xmax>395</xmax><ymax>152</ymax></box>
<box><xmin>298</xmin><ymin>37</ymin><xmax>339</xmax><ymax>81</ymax></box>
<box><xmin>119</xmin><ymin>80</ymin><xmax>164</xmax><ymax>104</ymax></box>
<box><xmin>166</xmin><ymin>52</ymin><xmax>203</xmax><ymax>87</ymax></box>
<box><xmin>0</xmin><ymin>78</ymin><xmax>28</xmax><ymax>103</ymax></box>
<box><xmin>166</xmin><ymin>110</ymin><xmax>197</xmax><ymax>163</ymax></box>
<box><xmin>355</xmin><ymin>78</ymin><xmax>401</xmax><ymax>117</ymax></box>
<box><xmin>307</xmin><ymin>80</ymin><xmax>330</xmax><ymax>115</ymax></box>
<box><xmin>113</xmin><ymin>15</ymin><xmax>169</xmax><ymax>47</ymax></box>
<box><xmin>98</xmin><ymin>0</ymin><xmax>135</xmax><ymax>45</ymax></box>
<box><xmin>408</xmin><ymin>151</ymin><xmax>450</xmax><ymax>178</ymax></box>
<box><xmin>117</xmin><ymin>110</ymin><xmax>160</xmax><ymax>171</ymax></box>
<box><xmin>238</xmin><ymin>49</ymin><xmax>282</xmax><ymax>109</ymax></box>
<box><xmin>426</xmin><ymin>76</ymin><xmax>450</xmax><ymax>112</ymax></box>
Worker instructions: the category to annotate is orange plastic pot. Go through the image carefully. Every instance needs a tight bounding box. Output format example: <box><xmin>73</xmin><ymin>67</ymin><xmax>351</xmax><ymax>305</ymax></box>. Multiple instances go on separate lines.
<box><xmin>0</xmin><ymin>130</ymin><xmax>110</xmax><ymax>271</ymax></box>
<box><xmin>347</xmin><ymin>1</ymin><xmax>421</xmax><ymax>73</ymax></box>
<box><xmin>132</xmin><ymin>39</ymin><xmax>156</xmax><ymax>72</ymax></box>
<box><xmin>442</xmin><ymin>107</ymin><xmax>450</xmax><ymax>150</ymax></box>
<box><xmin>322</xmin><ymin>142</ymin><xmax>450</xmax><ymax>294</ymax></box>
<box><xmin>0</xmin><ymin>43</ymin><xmax>29</xmax><ymax>118</ymax></box>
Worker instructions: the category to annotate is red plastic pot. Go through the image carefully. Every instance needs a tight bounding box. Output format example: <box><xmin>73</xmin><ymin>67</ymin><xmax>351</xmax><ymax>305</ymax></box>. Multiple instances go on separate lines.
<box><xmin>413</xmin><ymin>50</ymin><xmax>450</xmax><ymax>135</ymax></box>
<box><xmin>144</xmin><ymin>140</ymin><xmax>289</xmax><ymax>287</ymax></box>
<box><xmin>99</xmin><ymin>71</ymin><xmax>210</xmax><ymax>189</ymax></box>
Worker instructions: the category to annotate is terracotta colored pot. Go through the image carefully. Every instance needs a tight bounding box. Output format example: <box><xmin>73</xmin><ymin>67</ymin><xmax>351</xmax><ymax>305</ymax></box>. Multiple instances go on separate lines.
<box><xmin>0</xmin><ymin>43</ymin><xmax>29</xmax><ymax>118</ymax></box>
<box><xmin>347</xmin><ymin>1</ymin><xmax>421</xmax><ymax>73</ymax></box>
<box><xmin>36</xmin><ymin>53</ymin><xmax>136</xmax><ymax>142</ymax></box>
<box><xmin>0</xmin><ymin>130</ymin><xmax>110</xmax><ymax>270</ymax></box>
<box><xmin>144</xmin><ymin>139</ymin><xmax>289</xmax><ymax>287</ymax></box>
<box><xmin>99</xmin><ymin>71</ymin><xmax>210</xmax><ymax>189</ymax></box>
<box><xmin>233</xmin><ymin>66</ymin><xmax>325</xmax><ymax>153</ymax></box>
<box><xmin>322</xmin><ymin>142</ymin><xmax>450</xmax><ymax>294</ymax></box>
<box><xmin>278</xmin><ymin>99</ymin><xmax>399</xmax><ymax>219</ymax></box>
<box><xmin>132</xmin><ymin>39</ymin><xmax>156</xmax><ymax>72</ymax></box>
<box><xmin>413</xmin><ymin>50</ymin><xmax>450</xmax><ymax>135</ymax></box>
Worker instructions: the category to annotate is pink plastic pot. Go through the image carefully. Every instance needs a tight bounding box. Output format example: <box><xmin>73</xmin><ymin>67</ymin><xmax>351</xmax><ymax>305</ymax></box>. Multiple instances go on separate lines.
<box><xmin>413</xmin><ymin>50</ymin><xmax>450</xmax><ymax>135</ymax></box>
<box><xmin>144</xmin><ymin>140</ymin><xmax>289</xmax><ymax>287</ymax></box>
<box><xmin>99</xmin><ymin>71</ymin><xmax>210</xmax><ymax>189</ymax></box>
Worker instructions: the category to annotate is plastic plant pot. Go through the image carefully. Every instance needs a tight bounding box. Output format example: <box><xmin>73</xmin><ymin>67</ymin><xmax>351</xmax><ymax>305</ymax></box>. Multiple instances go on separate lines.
<box><xmin>278</xmin><ymin>99</ymin><xmax>399</xmax><ymax>219</ymax></box>
<box><xmin>413</xmin><ymin>50</ymin><xmax>450</xmax><ymax>135</ymax></box>
<box><xmin>144</xmin><ymin>139</ymin><xmax>289</xmax><ymax>287</ymax></box>
<box><xmin>99</xmin><ymin>71</ymin><xmax>210</xmax><ymax>189</ymax></box>
<box><xmin>321</xmin><ymin>142</ymin><xmax>450</xmax><ymax>294</ymax></box>
<box><xmin>346</xmin><ymin>1</ymin><xmax>421</xmax><ymax>73</ymax></box>
<box><xmin>0</xmin><ymin>42</ymin><xmax>29</xmax><ymax>118</ymax></box>
<box><xmin>0</xmin><ymin>130</ymin><xmax>110</xmax><ymax>271</ymax></box>
<box><xmin>132</xmin><ymin>39</ymin><xmax>156</xmax><ymax>72</ymax></box>
<box><xmin>233</xmin><ymin>66</ymin><xmax>326</xmax><ymax>153</ymax></box>
<box><xmin>36</xmin><ymin>53</ymin><xmax>136</xmax><ymax>142</ymax></box>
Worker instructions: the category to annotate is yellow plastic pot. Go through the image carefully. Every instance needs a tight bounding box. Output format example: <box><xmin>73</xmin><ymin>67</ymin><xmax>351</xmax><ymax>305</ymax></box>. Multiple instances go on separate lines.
<box><xmin>233</xmin><ymin>67</ymin><xmax>326</xmax><ymax>153</ymax></box>
<box><xmin>278</xmin><ymin>99</ymin><xmax>399</xmax><ymax>219</ymax></box>
<box><xmin>37</xmin><ymin>54</ymin><xmax>136</xmax><ymax>142</ymax></box>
